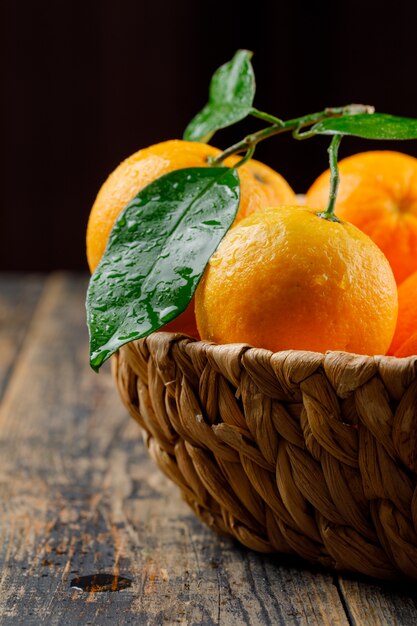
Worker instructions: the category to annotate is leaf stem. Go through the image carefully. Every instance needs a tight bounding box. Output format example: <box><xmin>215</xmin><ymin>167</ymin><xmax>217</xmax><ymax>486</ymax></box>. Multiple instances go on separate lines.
<box><xmin>318</xmin><ymin>135</ymin><xmax>343</xmax><ymax>221</ymax></box>
<box><xmin>250</xmin><ymin>108</ymin><xmax>284</xmax><ymax>126</ymax></box>
<box><xmin>212</xmin><ymin>104</ymin><xmax>373</xmax><ymax>165</ymax></box>
<box><xmin>234</xmin><ymin>145</ymin><xmax>256</xmax><ymax>168</ymax></box>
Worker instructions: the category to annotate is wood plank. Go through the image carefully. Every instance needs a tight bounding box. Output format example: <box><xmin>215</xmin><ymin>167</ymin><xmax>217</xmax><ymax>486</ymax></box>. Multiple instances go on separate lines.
<box><xmin>338</xmin><ymin>576</ymin><xmax>417</xmax><ymax>626</ymax></box>
<box><xmin>0</xmin><ymin>274</ymin><xmax>44</xmax><ymax>397</ymax></box>
<box><xmin>0</xmin><ymin>272</ymin><xmax>349</xmax><ymax>624</ymax></box>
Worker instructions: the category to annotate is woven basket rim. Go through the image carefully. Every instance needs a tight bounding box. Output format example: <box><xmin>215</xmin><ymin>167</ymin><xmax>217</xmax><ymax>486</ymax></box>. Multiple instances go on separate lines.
<box><xmin>144</xmin><ymin>330</ymin><xmax>417</xmax><ymax>365</ymax></box>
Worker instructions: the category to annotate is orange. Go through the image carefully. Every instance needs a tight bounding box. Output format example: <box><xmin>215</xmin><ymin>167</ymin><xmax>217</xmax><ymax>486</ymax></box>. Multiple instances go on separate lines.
<box><xmin>86</xmin><ymin>139</ymin><xmax>295</xmax><ymax>272</ymax></box>
<box><xmin>394</xmin><ymin>332</ymin><xmax>417</xmax><ymax>357</ymax></box>
<box><xmin>306</xmin><ymin>151</ymin><xmax>417</xmax><ymax>284</ymax></box>
<box><xmin>161</xmin><ymin>298</ymin><xmax>199</xmax><ymax>338</ymax></box>
<box><xmin>195</xmin><ymin>206</ymin><xmax>398</xmax><ymax>355</ymax></box>
<box><xmin>388</xmin><ymin>270</ymin><xmax>417</xmax><ymax>354</ymax></box>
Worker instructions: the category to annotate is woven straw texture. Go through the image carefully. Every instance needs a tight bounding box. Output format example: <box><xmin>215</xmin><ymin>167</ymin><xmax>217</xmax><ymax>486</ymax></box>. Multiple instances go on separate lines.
<box><xmin>112</xmin><ymin>332</ymin><xmax>417</xmax><ymax>580</ymax></box>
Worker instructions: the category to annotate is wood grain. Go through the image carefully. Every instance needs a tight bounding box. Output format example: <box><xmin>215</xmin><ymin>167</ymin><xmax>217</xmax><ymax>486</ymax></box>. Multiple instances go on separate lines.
<box><xmin>0</xmin><ymin>274</ymin><xmax>44</xmax><ymax>398</ymax></box>
<box><xmin>338</xmin><ymin>577</ymin><xmax>417</xmax><ymax>626</ymax></box>
<box><xmin>0</xmin><ymin>273</ymin><xmax>415</xmax><ymax>624</ymax></box>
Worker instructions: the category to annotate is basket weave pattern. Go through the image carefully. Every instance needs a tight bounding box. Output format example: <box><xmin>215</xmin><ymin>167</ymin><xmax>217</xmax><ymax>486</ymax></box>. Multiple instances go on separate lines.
<box><xmin>113</xmin><ymin>332</ymin><xmax>417</xmax><ymax>579</ymax></box>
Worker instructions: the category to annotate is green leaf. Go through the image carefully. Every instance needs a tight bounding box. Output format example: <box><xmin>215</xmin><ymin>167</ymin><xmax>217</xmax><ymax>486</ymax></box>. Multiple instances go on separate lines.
<box><xmin>183</xmin><ymin>49</ymin><xmax>255</xmax><ymax>142</ymax></box>
<box><xmin>311</xmin><ymin>113</ymin><xmax>417</xmax><ymax>140</ymax></box>
<box><xmin>86</xmin><ymin>167</ymin><xmax>240</xmax><ymax>371</ymax></box>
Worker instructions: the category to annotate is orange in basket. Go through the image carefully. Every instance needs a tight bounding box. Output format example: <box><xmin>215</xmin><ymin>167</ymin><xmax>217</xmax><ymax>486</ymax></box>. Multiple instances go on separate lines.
<box><xmin>394</xmin><ymin>332</ymin><xmax>417</xmax><ymax>357</ymax></box>
<box><xmin>389</xmin><ymin>270</ymin><xmax>417</xmax><ymax>355</ymax></box>
<box><xmin>195</xmin><ymin>206</ymin><xmax>398</xmax><ymax>356</ymax></box>
<box><xmin>307</xmin><ymin>151</ymin><xmax>417</xmax><ymax>284</ymax></box>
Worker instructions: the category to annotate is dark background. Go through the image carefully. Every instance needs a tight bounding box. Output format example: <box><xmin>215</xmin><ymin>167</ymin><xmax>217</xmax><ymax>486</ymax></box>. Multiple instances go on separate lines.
<box><xmin>2</xmin><ymin>0</ymin><xmax>417</xmax><ymax>271</ymax></box>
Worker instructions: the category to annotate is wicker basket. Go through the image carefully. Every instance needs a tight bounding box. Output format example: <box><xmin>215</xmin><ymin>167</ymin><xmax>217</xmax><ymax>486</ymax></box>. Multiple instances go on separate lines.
<box><xmin>112</xmin><ymin>332</ymin><xmax>417</xmax><ymax>580</ymax></box>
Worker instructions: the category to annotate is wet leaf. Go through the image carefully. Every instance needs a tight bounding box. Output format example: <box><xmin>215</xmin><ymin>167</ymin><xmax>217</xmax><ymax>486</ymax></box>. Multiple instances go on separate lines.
<box><xmin>183</xmin><ymin>49</ymin><xmax>255</xmax><ymax>142</ymax></box>
<box><xmin>311</xmin><ymin>113</ymin><xmax>417</xmax><ymax>139</ymax></box>
<box><xmin>86</xmin><ymin>167</ymin><xmax>240</xmax><ymax>371</ymax></box>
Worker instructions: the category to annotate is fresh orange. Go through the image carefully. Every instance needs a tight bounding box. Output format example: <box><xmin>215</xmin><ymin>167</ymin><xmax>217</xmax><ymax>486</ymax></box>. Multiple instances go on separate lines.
<box><xmin>388</xmin><ymin>270</ymin><xmax>417</xmax><ymax>354</ymax></box>
<box><xmin>306</xmin><ymin>151</ymin><xmax>417</xmax><ymax>284</ymax></box>
<box><xmin>195</xmin><ymin>206</ymin><xmax>398</xmax><ymax>355</ymax></box>
<box><xmin>86</xmin><ymin>139</ymin><xmax>295</xmax><ymax>272</ymax></box>
<box><xmin>394</xmin><ymin>332</ymin><xmax>417</xmax><ymax>357</ymax></box>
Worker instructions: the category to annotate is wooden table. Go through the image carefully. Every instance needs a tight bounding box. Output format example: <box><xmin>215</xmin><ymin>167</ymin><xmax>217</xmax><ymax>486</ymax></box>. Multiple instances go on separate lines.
<box><xmin>1</xmin><ymin>273</ymin><xmax>417</xmax><ymax>625</ymax></box>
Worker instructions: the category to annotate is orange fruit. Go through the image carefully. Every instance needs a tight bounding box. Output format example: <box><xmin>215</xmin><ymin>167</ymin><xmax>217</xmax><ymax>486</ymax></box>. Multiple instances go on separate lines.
<box><xmin>388</xmin><ymin>270</ymin><xmax>417</xmax><ymax>354</ymax></box>
<box><xmin>161</xmin><ymin>298</ymin><xmax>199</xmax><ymax>338</ymax></box>
<box><xmin>195</xmin><ymin>206</ymin><xmax>398</xmax><ymax>355</ymax></box>
<box><xmin>306</xmin><ymin>151</ymin><xmax>417</xmax><ymax>284</ymax></box>
<box><xmin>86</xmin><ymin>140</ymin><xmax>295</xmax><ymax>339</ymax></box>
<box><xmin>86</xmin><ymin>139</ymin><xmax>295</xmax><ymax>272</ymax></box>
<box><xmin>394</xmin><ymin>332</ymin><xmax>417</xmax><ymax>357</ymax></box>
